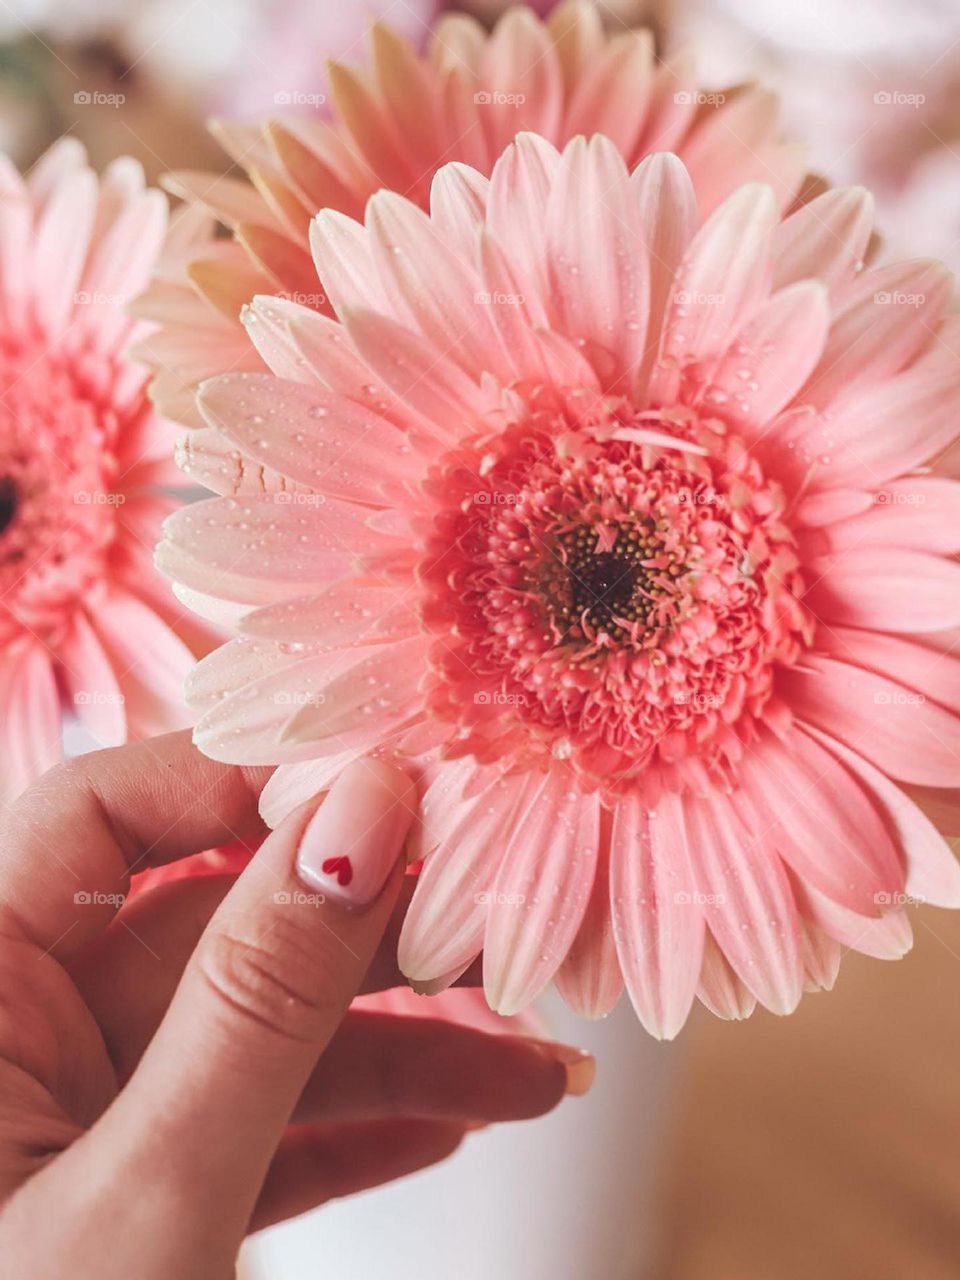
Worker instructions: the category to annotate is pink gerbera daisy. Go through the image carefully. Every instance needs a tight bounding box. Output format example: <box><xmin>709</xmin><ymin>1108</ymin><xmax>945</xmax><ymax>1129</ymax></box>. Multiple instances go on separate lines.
<box><xmin>0</xmin><ymin>139</ymin><xmax>214</xmax><ymax>804</ymax></box>
<box><xmin>158</xmin><ymin>134</ymin><xmax>960</xmax><ymax>1037</ymax></box>
<box><xmin>133</xmin><ymin>0</ymin><xmax>805</xmax><ymax>433</ymax></box>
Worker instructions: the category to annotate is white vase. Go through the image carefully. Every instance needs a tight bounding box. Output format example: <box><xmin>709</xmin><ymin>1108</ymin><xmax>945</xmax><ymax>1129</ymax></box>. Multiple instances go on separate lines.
<box><xmin>243</xmin><ymin>994</ymin><xmax>681</xmax><ymax>1280</ymax></box>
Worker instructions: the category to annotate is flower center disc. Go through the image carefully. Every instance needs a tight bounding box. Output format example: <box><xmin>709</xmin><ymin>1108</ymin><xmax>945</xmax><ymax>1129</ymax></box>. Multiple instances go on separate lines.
<box><xmin>420</xmin><ymin>397</ymin><xmax>811</xmax><ymax>793</ymax></box>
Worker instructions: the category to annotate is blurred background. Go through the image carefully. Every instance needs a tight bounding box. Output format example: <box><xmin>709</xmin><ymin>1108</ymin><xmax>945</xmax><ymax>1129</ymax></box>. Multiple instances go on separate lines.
<box><xmin>3</xmin><ymin>0</ymin><xmax>959</xmax><ymax>1275</ymax></box>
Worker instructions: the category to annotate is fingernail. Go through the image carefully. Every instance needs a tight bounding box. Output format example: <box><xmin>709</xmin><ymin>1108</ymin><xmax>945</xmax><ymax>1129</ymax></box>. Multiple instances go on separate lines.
<box><xmin>542</xmin><ymin>1043</ymin><xmax>596</xmax><ymax>1097</ymax></box>
<box><xmin>296</xmin><ymin>759</ymin><xmax>415</xmax><ymax>909</ymax></box>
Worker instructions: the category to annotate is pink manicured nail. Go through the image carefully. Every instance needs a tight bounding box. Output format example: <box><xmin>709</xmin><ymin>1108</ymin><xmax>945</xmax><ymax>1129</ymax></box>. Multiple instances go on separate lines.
<box><xmin>538</xmin><ymin>1043</ymin><xmax>596</xmax><ymax>1097</ymax></box>
<box><xmin>296</xmin><ymin>759</ymin><xmax>415</xmax><ymax>909</ymax></box>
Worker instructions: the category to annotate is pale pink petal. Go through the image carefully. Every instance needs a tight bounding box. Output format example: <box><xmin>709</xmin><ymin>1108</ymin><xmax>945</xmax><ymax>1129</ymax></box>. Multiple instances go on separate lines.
<box><xmin>554</xmin><ymin>822</ymin><xmax>624</xmax><ymax>1019</ymax></box>
<box><xmin>702</xmin><ymin>281</ymin><xmax>830</xmax><ymax>431</ymax></box>
<box><xmin>60</xmin><ymin>611</ymin><xmax>127</xmax><ymax>748</ymax></box>
<box><xmin>309</xmin><ymin>209</ymin><xmax>383</xmax><ymax>319</ymax></box>
<box><xmin>800</xmin><ymin>260</ymin><xmax>952</xmax><ymax>410</ymax></box>
<box><xmin>684</xmin><ymin>791</ymin><xmax>804</xmax><ymax>1014</ymax></box>
<box><xmin>680</xmin><ymin>89</ymin><xmax>790</xmax><ymax>215</ymax></box>
<box><xmin>157</xmin><ymin>494</ymin><xmax>401</xmax><ymax>605</ymax></box>
<box><xmin>696</xmin><ymin>931</ymin><xmax>757</xmax><ymax>1021</ymax></box>
<box><xmin>773</xmin><ymin>357</ymin><xmax>960</xmax><ymax>491</ymax></box>
<box><xmin>783</xmin><ymin>656</ymin><xmax>960</xmax><ymax>787</ymax></box>
<box><xmin>91</xmin><ymin>592</ymin><xmax>195</xmax><ymax>738</ymax></box>
<box><xmin>545</xmin><ymin>135</ymin><xmax>648</xmax><ymax>389</ymax></box>
<box><xmin>32</xmin><ymin>167</ymin><xmax>97</xmax><ymax>334</ymax></box>
<box><xmin>804</xmin><ymin>726</ymin><xmax>960</xmax><ymax>910</ymax></box>
<box><xmin>484</xmin><ymin>771</ymin><xmax>600</xmax><ymax>1015</ymax></box>
<box><xmin>823</xmin><ymin>478</ymin><xmax>960</xmax><ymax>555</ymax></box>
<box><xmin>280</xmin><ymin>636</ymin><xmax>425</xmax><ymax>747</ymax></box>
<box><xmin>773</xmin><ymin>187</ymin><xmax>874</xmax><ymax>299</ymax></box>
<box><xmin>241</xmin><ymin>295</ymin><xmax>319</xmax><ymax>382</ymax></box>
<box><xmin>479</xmin><ymin>7</ymin><xmax>564</xmax><ymax>148</ymax></box>
<box><xmin>807</xmin><ymin>548</ymin><xmax>960</xmax><ymax>633</ymax></box>
<box><xmin>731</xmin><ymin>727</ymin><xmax>903</xmax><ymax>914</ymax></box>
<box><xmin>610</xmin><ymin>790</ymin><xmax>704</xmax><ymax>1039</ymax></box>
<box><xmin>341</xmin><ymin>307</ymin><xmax>486</xmax><ymax>441</ymax></box>
<box><xmin>816</xmin><ymin>627</ymin><xmax>960</xmax><ymax>712</ymax></box>
<box><xmin>651</xmin><ymin>182</ymin><xmax>778</xmax><ymax>398</ymax></box>
<box><xmin>798</xmin><ymin>882</ymin><xmax>913</xmax><ymax>961</ymax></box>
<box><xmin>240</xmin><ymin>582</ymin><xmax>417</xmax><ymax>645</ymax></box>
<box><xmin>799</xmin><ymin>920</ymin><xmax>842</xmax><ymax>993</ymax></box>
<box><xmin>562</xmin><ymin>30</ymin><xmax>653</xmax><ymax>159</ymax></box>
<box><xmin>400</xmin><ymin>763</ymin><xmax>531</xmax><ymax>984</ymax></box>
<box><xmin>0</xmin><ymin>643</ymin><xmax>61</xmax><ymax>806</ymax></box>
<box><xmin>430</xmin><ymin>163</ymin><xmax>490</xmax><ymax>261</ymax></box>
<box><xmin>487</xmin><ymin>132</ymin><xmax>560</xmax><ymax>313</ymax></box>
<box><xmin>366</xmin><ymin>189</ymin><xmax>505</xmax><ymax>382</ymax></box>
<box><xmin>259</xmin><ymin>755</ymin><xmax>362</xmax><ymax>829</ymax></box>
<box><xmin>198</xmin><ymin>372</ymin><xmax>422</xmax><ymax>505</ymax></box>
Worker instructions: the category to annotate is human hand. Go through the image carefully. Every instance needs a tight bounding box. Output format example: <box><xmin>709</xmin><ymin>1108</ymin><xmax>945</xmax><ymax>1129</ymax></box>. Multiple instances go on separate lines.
<box><xmin>0</xmin><ymin>732</ymin><xmax>593</xmax><ymax>1279</ymax></box>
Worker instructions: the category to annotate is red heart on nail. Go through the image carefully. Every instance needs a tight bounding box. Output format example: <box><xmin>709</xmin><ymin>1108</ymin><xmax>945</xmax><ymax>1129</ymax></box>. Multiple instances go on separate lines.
<box><xmin>321</xmin><ymin>855</ymin><xmax>354</xmax><ymax>887</ymax></box>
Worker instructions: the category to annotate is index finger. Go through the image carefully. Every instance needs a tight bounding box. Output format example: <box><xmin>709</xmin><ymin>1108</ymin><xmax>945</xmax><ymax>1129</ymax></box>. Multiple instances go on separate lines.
<box><xmin>0</xmin><ymin>731</ymin><xmax>271</xmax><ymax>958</ymax></box>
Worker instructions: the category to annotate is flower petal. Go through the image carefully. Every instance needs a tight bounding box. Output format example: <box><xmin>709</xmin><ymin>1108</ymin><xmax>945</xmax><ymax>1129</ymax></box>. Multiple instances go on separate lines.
<box><xmin>484</xmin><ymin>771</ymin><xmax>601</xmax><ymax>1015</ymax></box>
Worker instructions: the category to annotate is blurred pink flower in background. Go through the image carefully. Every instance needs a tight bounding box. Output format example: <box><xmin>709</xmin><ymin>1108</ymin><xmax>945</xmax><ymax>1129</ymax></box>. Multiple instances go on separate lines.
<box><xmin>134</xmin><ymin>1</ymin><xmax>804</xmax><ymax>435</ymax></box>
<box><xmin>0</xmin><ymin>139</ymin><xmax>215</xmax><ymax>804</ymax></box>
<box><xmin>158</xmin><ymin>130</ymin><xmax>960</xmax><ymax>1038</ymax></box>
<box><xmin>671</xmin><ymin>0</ymin><xmax>960</xmax><ymax>272</ymax></box>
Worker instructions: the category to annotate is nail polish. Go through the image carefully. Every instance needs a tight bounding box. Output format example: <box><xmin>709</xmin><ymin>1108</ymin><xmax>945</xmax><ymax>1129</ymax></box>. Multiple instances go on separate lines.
<box><xmin>296</xmin><ymin>758</ymin><xmax>415</xmax><ymax>909</ymax></box>
<box><xmin>539</xmin><ymin>1043</ymin><xmax>596</xmax><ymax>1097</ymax></box>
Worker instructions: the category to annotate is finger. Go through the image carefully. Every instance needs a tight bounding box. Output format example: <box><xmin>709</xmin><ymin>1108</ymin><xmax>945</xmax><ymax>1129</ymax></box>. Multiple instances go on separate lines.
<box><xmin>94</xmin><ymin>758</ymin><xmax>416</xmax><ymax>1249</ymax></box>
<box><xmin>0</xmin><ymin>731</ymin><xmax>270</xmax><ymax>957</ymax></box>
<box><xmin>293</xmin><ymin>1011</ymin><xmax>593</xmax><ymax>1123</ymax></box>
<box><xmin>250</xmin><ymin>1119</ymin><xmax>467</xmax><ymax>1231</ymax></box>
<box><xmin>70</xmin><ymin>873</ymin><xmax>484</xmax><ymax>1078</ymax></box>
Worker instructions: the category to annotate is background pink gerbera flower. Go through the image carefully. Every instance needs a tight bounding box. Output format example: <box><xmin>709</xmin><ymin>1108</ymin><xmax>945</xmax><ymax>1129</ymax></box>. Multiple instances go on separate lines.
<box><xmin>158</xmin><ymin>133</ymin><xmax>960</xmax><ymax>1038</ymax></box>
<box><xmin>133</xmin><ymin>0</ymin><xmax>806</xmax><ymax>437</ymax></box>
<box><xmin>0</xmin><ymin>138</ymin><xmax>214</xmax><ymax>804</ymax></box>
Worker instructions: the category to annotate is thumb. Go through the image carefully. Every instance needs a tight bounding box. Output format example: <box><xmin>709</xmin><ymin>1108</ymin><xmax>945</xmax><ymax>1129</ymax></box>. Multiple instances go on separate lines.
<box><xmin>101</xmin><ymin>757</ymin><xmax>415</xmax><ymax>1239</ymax></box>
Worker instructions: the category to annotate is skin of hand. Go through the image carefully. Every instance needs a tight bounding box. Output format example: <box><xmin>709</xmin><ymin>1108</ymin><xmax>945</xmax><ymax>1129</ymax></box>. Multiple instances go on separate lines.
<box><xmin>0</xmin><ymin>731</ymin><xmax>594</xmax><ymax>1280</ymax></box>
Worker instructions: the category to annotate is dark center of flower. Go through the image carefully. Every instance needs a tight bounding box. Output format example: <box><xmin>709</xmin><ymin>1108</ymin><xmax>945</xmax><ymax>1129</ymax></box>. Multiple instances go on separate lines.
<box><xmin>0</xmin><ymin>476</ymin><xmax>18</xmax><ymax>536</ymax></box>
<box><xmin>543</xmin><ymin>521</ymin><xmax>686</xmax><ymax>643</ymax></box>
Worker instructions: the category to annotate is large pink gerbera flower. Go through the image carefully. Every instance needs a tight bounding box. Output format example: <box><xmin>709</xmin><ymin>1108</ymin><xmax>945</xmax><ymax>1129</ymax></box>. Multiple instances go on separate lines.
<box><xmin>0</xmin><ymin>139</ymin><xmax>215</xmax><ymax>804</ymax></box>
<box><xmin>158</xmin><ymin>134</ymin><xmax>960</xmax><ymax>1037</ymax></box>
<box><xmin>133</xmin><ymin>0</ymin><xmax>805</xmax><ymax>431</ymax></box>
